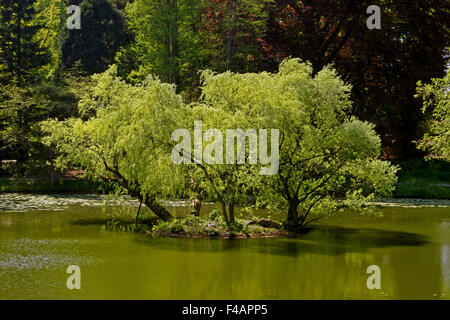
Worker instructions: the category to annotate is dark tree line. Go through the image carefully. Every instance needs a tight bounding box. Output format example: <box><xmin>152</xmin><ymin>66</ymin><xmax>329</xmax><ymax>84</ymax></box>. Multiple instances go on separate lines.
<box><xmin>261</xmin><ymin>0</ymin><xmax>449</xmax><ymax>158</ymax></box>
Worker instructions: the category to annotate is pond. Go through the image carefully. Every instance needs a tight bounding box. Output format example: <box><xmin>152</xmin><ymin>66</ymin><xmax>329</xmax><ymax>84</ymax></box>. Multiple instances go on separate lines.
<box><xmin>0</xmin><ymin>194</ymin><xmax>449</xmax><ymax>300</ymax></box>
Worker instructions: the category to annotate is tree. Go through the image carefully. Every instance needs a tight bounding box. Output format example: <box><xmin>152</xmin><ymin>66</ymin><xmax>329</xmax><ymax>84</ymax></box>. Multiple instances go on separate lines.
<box><xmin>200</xmin><ymin>0</ymin><xmax>274</xmax><ymax>73</ymax></box>
<box><xmin>0</xmin><ymin>0</ymin><xmax>49</xmax><ymax>84</ymax></box>
<box><xmin>193</xmin><ymin>59</ymin><xmax>398</xmax><ymax>231</ymax></box>
<box><xmin>116</xmin><ymin>0</ymin><xmax>205</xmax><ymax>95</ymax></box>
<box><xmin>42</xmin><ymin>66</ymin><xmax>186</xmax><ymax>221</ymax></box>
<box><xmin>33</xmin><ymin>0</ymin><xmax>68</xmax><ymax>77</ymax></box>
<box><xmin>267</xmin><ymin>60</ymin><xmax>398</xmax><ymax>230</ymax></box>
<box><xmin>60</xmin><ymin>0</ymin><xmax>128</xmax><ymax>74</ymax></box>
<box><xmin>416</xmin><ymin>70</ymin><xmax>450</xmax><ymax>161</ymax></box>
<box><xmin>0</xmin><ymin>82</ymin><xmax>79</xmax><ymax>176</ymax></box>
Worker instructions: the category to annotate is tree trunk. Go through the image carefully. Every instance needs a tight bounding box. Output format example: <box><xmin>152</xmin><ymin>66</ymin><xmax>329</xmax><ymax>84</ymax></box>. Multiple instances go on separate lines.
<box><xmin>136</xmin><ymin>198</ymin><xmax>143</xmax><ymax>225</ymax></box>
<box><xmin>144</xmin><ymin>198</ymin><xmax>172</xmax><ymax>221</ymax></box>
<box><xmin>49</xmin><ymin>162</ymin><xmax>55</xmax><ymax>186</ymax></box>
<box><xmin>287</xmin><ymin>200</ymin><xmax>299</xmax><ymax>230</ymax></box>
<box><xmin>164</xmin><ymin>0</ymin><xmax>180</xmax><ymax>85</ymax></box>
<box><xmin>16</xmin><ymin>3</ymin><xmax>23</xmax><ymax>83</ymax></box>
<box><xmin>190</xmin><ymin>197</ymin><xmax>201</xmax><ymax>216</ymax></box>
<box><xmin>101</xmin><ymin>162</ymin><xmax>172</xmax><ymax>221</ymax></box>
<box><xmin>171</xmin><ymin>0</ymin><xmax>180</xmax><ymax>86</ymax></box>
<box><xmin>228</xmin><ymin>200</ymin><xmax>235</xmax><ymax>224</ymax></box>
<box><xmin>221</xmin><ymin>201</ymin><xmax>230</xmax><ymax>225</ymax></box>
<box><xmin>226</xmin><ymin>0</ymin><xmax>236</xmax><ymax>71</ymax></box>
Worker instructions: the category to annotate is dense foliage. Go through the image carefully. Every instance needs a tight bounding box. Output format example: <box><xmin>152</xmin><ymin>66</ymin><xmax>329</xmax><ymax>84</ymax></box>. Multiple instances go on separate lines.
<box><xmin>262</xmin><ymin>0</ymin><xmax>450</xmax><ymax>158</ymax></box>
<box><xmin>192</xmin><ymin>59</ymin><xmax>397</xmax><ymax>229</ymax></box>
<box><xmin>416</xmin><ymin>71</ymin><xmax>450</xmax><ymax>161</ymax></box>
<box><xmin>0</xmin><ymin>82</ymin><xmax>78</xmax><ymax>176</ymax></box>
<box><xmin>0</xmin><ymin>0</ymin><xmax>49</xmax><ymax>84</ymax></box>
<box><xmin>42</xmin><ymin>67</ymin><xmax>186</xmax><ymax>220</ymax></box>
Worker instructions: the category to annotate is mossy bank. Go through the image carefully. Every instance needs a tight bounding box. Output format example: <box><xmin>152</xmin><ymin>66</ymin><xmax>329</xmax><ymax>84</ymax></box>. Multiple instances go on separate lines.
<box><xmin>150</xmin><ymin>210</ymin><xmax>288</xmax><ymax>239</ymax></box>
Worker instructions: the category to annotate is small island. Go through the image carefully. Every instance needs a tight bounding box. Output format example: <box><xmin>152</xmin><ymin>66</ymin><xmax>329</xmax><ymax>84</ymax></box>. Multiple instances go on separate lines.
<box><xmin>150</xmin><ymin>212</ymin><xmax>289</xmax><ymax>239</ymax></box>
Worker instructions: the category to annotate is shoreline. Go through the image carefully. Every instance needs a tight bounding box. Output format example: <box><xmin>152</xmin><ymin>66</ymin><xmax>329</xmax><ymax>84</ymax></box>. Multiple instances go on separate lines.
<box><xmin>1</xmin><ymin>193</ymin><xmax>450</xmax><ymax>214</ymax></box>
<box><xmin>1</xmin><ymin>177</ymin><xmax>449</xmax><ymax>200</ymax></box>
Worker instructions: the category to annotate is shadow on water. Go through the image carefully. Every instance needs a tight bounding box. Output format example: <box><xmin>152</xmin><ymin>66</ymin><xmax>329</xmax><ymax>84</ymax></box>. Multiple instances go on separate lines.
<box><xmin>70</xmin><ymin>218</ymin><xmax>114</xmax><ymax>226</ymax></box>
<box><xmin>69</xmin><ymin>217</ymin><xmax>158</xmax><ymax>226</ymax></box>
<box><xmin>133</xmin><ymin>224</ymin><xmax>431</xmax><ymax>258</ymax></box>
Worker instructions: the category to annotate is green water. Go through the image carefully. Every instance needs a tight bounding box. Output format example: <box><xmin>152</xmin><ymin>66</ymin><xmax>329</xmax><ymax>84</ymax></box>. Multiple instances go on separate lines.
<box><xmin>0</xmin><ymin>194</ymin><xmax>449</xmax><ymax>300</ymax></box>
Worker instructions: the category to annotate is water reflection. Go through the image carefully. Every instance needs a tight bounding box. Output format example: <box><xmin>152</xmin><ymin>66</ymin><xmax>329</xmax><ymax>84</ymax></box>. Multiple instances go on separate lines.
<box><xmin>440</xmin><ymin>221</ymin><xmax>450</xmax><ymax>292</ymax></box>
<box><xmin>134</xmin><ymin>225</ymin><xmax>430</xmax><ymax>258</ymax></box>
<box><xmin>0</xmin><ymin>195</ymin><xmax>448</xmax><ymax>300</ymax></box>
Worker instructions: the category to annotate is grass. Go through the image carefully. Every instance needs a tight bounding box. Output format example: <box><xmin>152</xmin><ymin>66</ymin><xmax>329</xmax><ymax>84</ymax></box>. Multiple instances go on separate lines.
<box><xmin>393</xmin><ymin>158</ymin><xmax>450</xmax><ymax>199</ymax></box>
<box><xmin>0</xmin><ymin>178</ymin><xmax>114</xmax><ymax>194</ymax></box>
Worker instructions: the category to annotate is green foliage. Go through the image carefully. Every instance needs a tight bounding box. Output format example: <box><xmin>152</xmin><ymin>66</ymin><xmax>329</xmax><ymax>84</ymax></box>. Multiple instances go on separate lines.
<box><xmin>0</xmin><ymin>177</ymin><xmax>114</xmax><ymax>193</ymax></box>
<box><xmin>42</xmin><ymin>66</ymin><xmax>186</xmax><ymax>220</ymax></box>
<box><xmin>151</xmin><ymin>213</ymin><xmax>281</xmax><ymax>238</ymax></box>
<box><xmin>0</xmin><ymin>83</ymin><xmax>78</xmax><ymax>176</ymax></box>
<box><xmin>394</xmin><ymin>158</ymin><xmax>450</xmax><ymax>199</ymax></box>
<box><xmin>117</xmin><ymin>0</ymin><xmax>274</xmax><ymax>97</ymax></box>
<box><xmin>0</xmin><ymin>0</ymin><xmax>49</xmax><ymax>84</ymax></box>
<box><xmin>194</xmin><ymin>59</ymin><xmax>398</xmax><ymax>229</ymax></box>
<box><xmin>399</xmin><ymin>158</ymin><xmax>450</xmax><ymax>182</ymax></box>
<box><xmin>34</xmin><ymin>0</ymin><xmax>67</xmax><ymax>78</ymax></box>
<box><xmin>116</xmin><ymin>0</ymin><xmax>205</xmax><ymax>95</ymax></box>
<box><xmin>208</xmin><ymin>208</ymin><xmax>222</xmax><ymax>221</ymax></box>
<box><xmin>416</xmin><ymin>70</ymin><xmax>450</xmax><ymax>161</ymax></box>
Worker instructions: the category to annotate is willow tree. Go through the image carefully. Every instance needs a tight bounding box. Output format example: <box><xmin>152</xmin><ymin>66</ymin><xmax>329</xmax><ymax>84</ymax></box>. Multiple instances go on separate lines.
<box><xmin>194</xmin><ymin>59</ymin><xmax>398</xmax><ymax>231</ymax></box>
<box><xmin>265</xmin><ymin>59</ymin><xmax>398</xmax><ymax>230</ymax></box>
<box><xmin>42</xmin><ymin>66</ymin><xmax>186</xmax><ymax>220</ymax></box>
